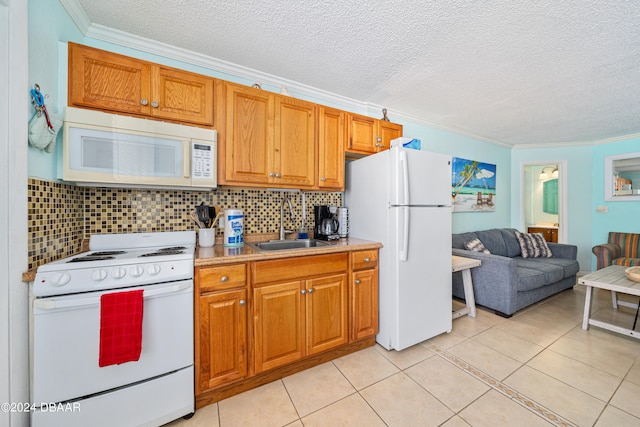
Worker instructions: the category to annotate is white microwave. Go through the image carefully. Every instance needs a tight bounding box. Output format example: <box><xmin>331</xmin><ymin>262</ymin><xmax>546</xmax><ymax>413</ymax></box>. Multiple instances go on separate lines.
<box><xmin>62</xmin><ymin>107</ymin><xmax>217</xmax><ymax>190</ymax></box>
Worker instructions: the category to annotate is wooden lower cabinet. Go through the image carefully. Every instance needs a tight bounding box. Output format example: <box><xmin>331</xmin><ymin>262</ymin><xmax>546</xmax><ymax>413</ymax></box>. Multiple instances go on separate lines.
<box><xmin>306</xmin><ymin>274</ymin><xmax>348</xmax><ymax>354</ymax></box>
<box><xmin>253</xmin><ymin>273</ymin><xmax>348</xmax><ymax>373</ymax></box>
<box><xmin>351</xmin><ymin>269</ymin><xmax>378</xmax><ymax>341</ymax></box>
<box><xmin>253</xmin><ymin>281</ymin><xmax>305</xmax><ymax>373</ymax></box>
<box><xmin>350</xmin><ymin>250</ymin><xmax>379</xmax><ymax>341</ymax></box>
<box><xmin>195</xmin><ymin>249</ymin><xmax>378</xmax><ymax>408</ymax></box>
<box><xmin>197</xmin><ymin>289</ymin><xmax>247</xmax><ymax>393</ymax></box>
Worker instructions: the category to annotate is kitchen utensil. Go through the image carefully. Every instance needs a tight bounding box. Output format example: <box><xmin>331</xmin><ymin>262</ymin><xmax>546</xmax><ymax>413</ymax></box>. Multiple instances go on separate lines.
<box><xmin>196</xmin><ymin>202</ymin><xmax>210</xmax><ymax>227</ymax></box>
<box><xmin>190</xmin><ymin>209</ymin><xmax>205</xmax><ymax>228</ymax></box>
<box><xmin>209</xmin><ymin>206</ymin><xmax>223</xmax><ymax>228</ymax></box>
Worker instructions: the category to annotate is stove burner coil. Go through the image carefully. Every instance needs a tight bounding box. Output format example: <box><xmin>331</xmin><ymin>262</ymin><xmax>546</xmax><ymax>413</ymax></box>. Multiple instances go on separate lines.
<box><xmin>138</xmin><ymin>250</ymin><xmax>185</xmax><ymax>257</ymax></box>
<box><xmin>91</xmin><ymin>251</ymin><xmax>127</xmax><ymax>256</ymax></box>
<box><xmin>67</xmin><ymin>256</ymin><xmax>116</xmax><ymax>263</ymax></box>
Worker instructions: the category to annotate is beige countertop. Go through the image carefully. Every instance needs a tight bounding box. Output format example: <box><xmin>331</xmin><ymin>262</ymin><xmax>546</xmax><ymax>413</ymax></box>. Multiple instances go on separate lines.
<box><xmin>23</xmin><ymin>235</ymin><xmax>383</xmax><ymax>281</ymax></box>
<box><xmin>195</xmin><ymin>237</ymin><xmax>382</xmax><ymax>267</ymax></box>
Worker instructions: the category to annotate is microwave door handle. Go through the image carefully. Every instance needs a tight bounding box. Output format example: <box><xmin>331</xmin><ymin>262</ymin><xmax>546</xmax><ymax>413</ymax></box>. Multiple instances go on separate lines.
<box><xmin>183</xmin><ymin>141</ymin><xmax>191</xmax><ymax>178</ymax></box>
<box><xmin>33</xmin><ymin>282</ymin><xmax>192</xmax><ymax>311</ymax></box>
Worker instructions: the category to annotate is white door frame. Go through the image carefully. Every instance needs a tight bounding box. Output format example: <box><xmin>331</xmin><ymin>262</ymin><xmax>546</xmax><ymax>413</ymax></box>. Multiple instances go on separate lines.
<box><xmin>519</xmin><ymin>160</ymin><xmax>568</xmax><ymax>243</ymax></box>
<box><xmin>1</xmin><ymin>1</ymin><xmax>30</xmax><ymax>426</ymax></box>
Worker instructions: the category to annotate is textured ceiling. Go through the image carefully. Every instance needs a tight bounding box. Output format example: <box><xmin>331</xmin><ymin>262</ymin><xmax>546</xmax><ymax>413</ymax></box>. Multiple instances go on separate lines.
<box><xmin>73</xmin><ymin>0</ymin><xmax>640</xmax><ymax>146</ymax></box>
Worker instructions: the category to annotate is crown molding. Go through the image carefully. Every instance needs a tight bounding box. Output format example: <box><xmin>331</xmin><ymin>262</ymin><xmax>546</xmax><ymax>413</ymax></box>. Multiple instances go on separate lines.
<box><xmin>511</xmin><ymin>131</ymin><xmax>640</xmax><ymax>149</ymax></box>
<box><xmin>85</xmin><ymin>23</ymin><xmax>367</xmax><ymax>113</ymax></box>
<box><xmin>59</xmin><ymin>0</ymin><xmax>90</xmax><ymax>34</ymax></box>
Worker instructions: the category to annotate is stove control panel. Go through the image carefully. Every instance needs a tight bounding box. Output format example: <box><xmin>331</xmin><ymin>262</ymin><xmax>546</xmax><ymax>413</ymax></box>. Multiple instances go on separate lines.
<box><xmin>33</xmin><ymin>259</ymin><xmax>193</xmax><ymax>297</ymax></box>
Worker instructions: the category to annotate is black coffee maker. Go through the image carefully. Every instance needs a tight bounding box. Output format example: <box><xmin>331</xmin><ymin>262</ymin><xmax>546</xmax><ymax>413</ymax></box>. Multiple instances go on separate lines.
<box><xmin>314</xmin><ymin>205</ymin><xmax>340</xmax><ymax>240</ymax></box>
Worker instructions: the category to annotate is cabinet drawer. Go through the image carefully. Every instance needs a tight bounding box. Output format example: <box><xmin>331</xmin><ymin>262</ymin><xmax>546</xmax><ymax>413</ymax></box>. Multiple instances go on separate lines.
<box><xmin>252</xmin><ymin>253</ymin><xmax>348</xmax><ymax>286</ymax></box>
<box><xmin>198</xmin><ymin>264</ymin><xmax>247</xmax><ymax>292</ymax></box>
<box><xmin>351</xmin><ymin>250</ymin><xmax>378</xmax><ymax>271</ymax></box>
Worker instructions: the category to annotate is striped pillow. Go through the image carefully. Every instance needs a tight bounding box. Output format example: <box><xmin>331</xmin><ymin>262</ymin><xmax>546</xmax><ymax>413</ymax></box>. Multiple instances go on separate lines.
<box><xmin>515</xmin><ymin>231</ymin><xmax>552</xmax><ymax>258</ymax></box>
<box><xmin>464</xmin><ymin>238</ymin><xmax>491</xmax><ymax>254</ymax></box>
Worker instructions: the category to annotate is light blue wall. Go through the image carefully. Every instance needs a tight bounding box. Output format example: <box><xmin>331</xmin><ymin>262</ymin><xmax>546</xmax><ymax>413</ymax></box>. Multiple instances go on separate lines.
<box><xmin>591</xmin><ymin>138</ymin><xmax>640</xmax><ymax>269</ymax></box>
<box><xmin>27</xmin><ymin>0</ymin><xmax>84</xmax><ymax>179</ymax></box>
<box><xmin>511</xmin><ymin>145</ymin><xmax>593</xmax><ymax>270</ymax></box>
<box><xmin>401</xmin><ymin>123</ymin><xmax>512</xmax><ymax>233</ymax></box>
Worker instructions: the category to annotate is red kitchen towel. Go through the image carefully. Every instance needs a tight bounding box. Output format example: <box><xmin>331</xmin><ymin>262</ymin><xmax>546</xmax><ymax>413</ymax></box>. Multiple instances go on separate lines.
<box><xmin>99</xmin><ymin>289</ymin><xmax>144</xmax><ymax>367</ymax></box>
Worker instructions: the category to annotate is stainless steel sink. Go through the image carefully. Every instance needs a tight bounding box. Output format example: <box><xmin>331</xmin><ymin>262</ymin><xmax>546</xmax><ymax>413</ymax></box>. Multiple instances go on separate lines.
<box><xmin>247</xmin><ymin>239</ymin><xmax>332</xmax><ymax>252</ymax></box>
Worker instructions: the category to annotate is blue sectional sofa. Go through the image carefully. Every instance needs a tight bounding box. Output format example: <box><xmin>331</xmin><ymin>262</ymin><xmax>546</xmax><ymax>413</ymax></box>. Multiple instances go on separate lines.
<box><xmin>452</xmin><ymin>228</ymin><xmax>579</xmax><ymax>317</ymax></box>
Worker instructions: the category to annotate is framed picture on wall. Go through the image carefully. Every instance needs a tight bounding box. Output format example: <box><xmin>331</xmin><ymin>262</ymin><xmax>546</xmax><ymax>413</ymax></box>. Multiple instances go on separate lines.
<box><xmin>451</xmin><ymin>157</ymin><xmax>497</xmax><ymax>212</ymax></box>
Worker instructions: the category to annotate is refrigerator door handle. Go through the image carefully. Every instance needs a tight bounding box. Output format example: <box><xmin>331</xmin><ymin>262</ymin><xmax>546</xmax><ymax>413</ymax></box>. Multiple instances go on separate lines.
<box><xmin>400</xmin><ymin>206</ymin><xmax>409</xmax><ymax>262</ymax></box>
<box><xmin>401</xmin><ymin>150</ymin><xmax>410</xmax><ymax>205</ymax></box>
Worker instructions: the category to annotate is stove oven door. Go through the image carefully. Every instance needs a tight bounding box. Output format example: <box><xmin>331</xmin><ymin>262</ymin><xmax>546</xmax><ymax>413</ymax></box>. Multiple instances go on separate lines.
<box><xmin>32</xmin><ymin>280</ymin><xmax>193</xmax><ymax>405</ymax></box>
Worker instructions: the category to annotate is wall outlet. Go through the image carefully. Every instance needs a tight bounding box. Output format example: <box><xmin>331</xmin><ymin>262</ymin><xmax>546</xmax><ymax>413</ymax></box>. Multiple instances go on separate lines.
<box><xmin>596</xmin><ymin>205</ymin><xmax>608</xmax><ymax>213</ymax></box>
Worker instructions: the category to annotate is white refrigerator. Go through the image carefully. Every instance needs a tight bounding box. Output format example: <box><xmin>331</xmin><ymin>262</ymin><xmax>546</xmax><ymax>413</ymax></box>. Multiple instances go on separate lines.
<box><xmin>345</xmin><ymin>145</ymin><xmax>452</xmax><ymax>351</ymax></box>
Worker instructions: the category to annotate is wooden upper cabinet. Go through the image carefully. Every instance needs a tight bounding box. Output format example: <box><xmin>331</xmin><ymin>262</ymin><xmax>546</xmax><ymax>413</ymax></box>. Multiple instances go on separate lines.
<box><xmin>347</xmin><ymin>113</ymin><xmax>377</xmax><ymax>154</ymax></box>
<box><xmin>224</xmin><ymin>83</ymin><xmax>274</xmax><ymax>185</ymax></box>
<box><xmin>274</xmin><ymin>96</ymin><xmax>316</xmax><ymax>187</ymax></box>
<box><xmin>68</xmin><ymin>43</ymin><xmax>214</xmax><ymax>126</ymax></box>
<box><xmin>378</xmin><ymin>120</ymin><xmax>403</xmax><ymax>151</ymax></box>
<box><xmin>318</xmin><ymin>107</ymin><xmax>345</xmax><ymax>190</ymax></box>
<box><xmin>152</xmin><ymin>66</ymin><xmax>213</xmax><ymax>125</ymax></box>
<box><xmin>69</xmin><ymin>43</ymin><xmax>151</xmax><ymax>116</ymax></box>
<box><xmin>346</xmin><ymin>112</ymin><xmax>403</xmax><ymax>156</ymax></box>
<box><xmin>223</xmin><ymin>82</ymin><xmax>316</xmax><ymax>189</ymax></box>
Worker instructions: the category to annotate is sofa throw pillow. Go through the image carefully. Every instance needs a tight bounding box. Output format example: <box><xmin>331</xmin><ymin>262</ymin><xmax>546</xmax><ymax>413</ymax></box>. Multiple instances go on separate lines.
<box><xmin>464</xmin><ymin>238</ymin><xmax>491</xmax><ymax>254</ymax></box>
<box><xmin>515</xmin><ymin>231</ymin><xmax>553</xmax><ymax>258</ymax></box>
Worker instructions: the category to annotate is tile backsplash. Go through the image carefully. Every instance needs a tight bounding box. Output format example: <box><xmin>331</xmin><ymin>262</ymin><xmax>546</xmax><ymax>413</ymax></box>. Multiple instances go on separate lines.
<box><xmin>28</xmin><ymin>178</ymin><xmax>342</xmax><ymax>270</ymax></box>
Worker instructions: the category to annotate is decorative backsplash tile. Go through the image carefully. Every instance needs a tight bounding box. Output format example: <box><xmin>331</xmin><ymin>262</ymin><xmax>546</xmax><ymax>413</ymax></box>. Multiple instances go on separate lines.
<box><xmin>28</xmin><ymin>178</ymin><xmax>342</xmax><ymax>270</ymax></box>
<box><xmin>27</xmin><ymin>179</ymin><xmax>84</xmax><ymax>270</ymax></box>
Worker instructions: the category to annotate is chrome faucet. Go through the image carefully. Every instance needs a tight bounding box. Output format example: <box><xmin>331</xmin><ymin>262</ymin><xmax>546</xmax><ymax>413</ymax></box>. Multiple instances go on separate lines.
<box><xmin>279</xmin><ymin>196</ymin><xmax>296</xmax><ymax>240</ymax></box>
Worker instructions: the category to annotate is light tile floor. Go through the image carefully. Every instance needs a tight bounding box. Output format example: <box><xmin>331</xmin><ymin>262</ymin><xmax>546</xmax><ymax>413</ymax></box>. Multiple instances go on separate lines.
<box><xmin>166</xmin><ymin>283</ymin><xmax>640</xmax><ymax>427</ymax></box>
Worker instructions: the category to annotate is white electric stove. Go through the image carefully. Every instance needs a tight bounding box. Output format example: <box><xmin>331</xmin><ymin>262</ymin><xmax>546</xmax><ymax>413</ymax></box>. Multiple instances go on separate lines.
<box><xmin>31</xmin><ymin>231</ymin><xmax>196</xmax><ymax>427</ymax></box>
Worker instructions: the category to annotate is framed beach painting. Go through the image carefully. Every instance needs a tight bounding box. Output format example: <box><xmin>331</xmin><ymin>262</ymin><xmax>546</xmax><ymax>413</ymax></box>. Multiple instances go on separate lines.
<box><xmin>451</xmin><ymin>157</ymin><xmax>496</xmax><ymax>212</ymax></box>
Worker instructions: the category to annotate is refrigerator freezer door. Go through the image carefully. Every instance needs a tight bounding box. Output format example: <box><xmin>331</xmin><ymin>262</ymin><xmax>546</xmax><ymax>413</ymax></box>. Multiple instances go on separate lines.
<box><xmin>388</xmin><ymin>205</ymin><xmax>452</xmax><ymax>350</ymax></box>
<box><xmin>390</xmin><ymin>147</ymin><xmax>451</xmax><ymax>207</ymax></box>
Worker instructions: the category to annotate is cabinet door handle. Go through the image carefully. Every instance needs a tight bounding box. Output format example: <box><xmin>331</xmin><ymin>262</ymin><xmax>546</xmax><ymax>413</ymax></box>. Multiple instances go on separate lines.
<box><xmin>239</xmin><ymin>299</ymin><xmax>246</xmax><ymax>306</ymax></box>
<box><xmin>140</xmin><ymin>98</ymin><xmax>149</xmax><ymax>106</ymax></box>
<box><xmin>307</xmin><ymin>288</ymin><xmax>313</xmax><ymax>294</ymax></box>
<box><xmin>320</xmin><ymin>177</ymin><xmax>326</xmax><ymax>181</ymax></box>
<box><xmin>364</xmin><ymin>257</ymin><xmax>370</xmax><ymax>263</ymax></box>
<box><xmin>151</xmin><ymin>101</ymin><xmax>159</xmax><ymax>108</ymax></box>
<box><xmin>355</xmin><ymin>279</ymin><xmax>361</xmax><ymax>285</ymax></box>
<box><xmin>220</xmin><ymin>275</ymin><xmax>228</xmax><ymax>282</ymax></box>
<box><xmin>275</xmin><ymin>172</ymin><xmax>281</xmax><ymax>178</ymax></box>
<box><xmin>269</xmin><ymin>172</ymin><xmax>275</xmax><ymax>177</ymax></box>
